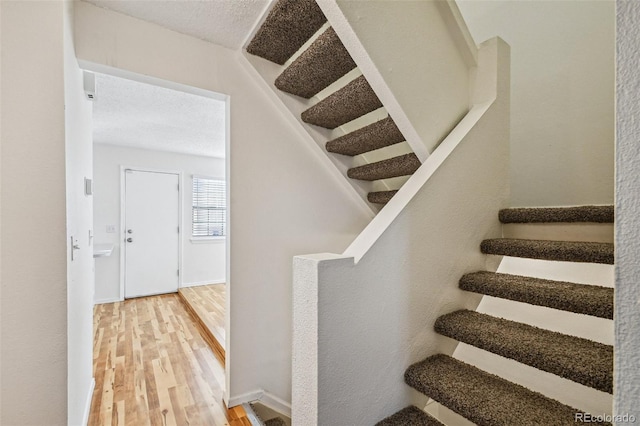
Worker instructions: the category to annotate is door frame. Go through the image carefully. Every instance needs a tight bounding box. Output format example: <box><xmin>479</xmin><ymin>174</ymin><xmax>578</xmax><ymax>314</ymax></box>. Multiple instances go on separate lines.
<box><xmin>119</xmin><ymin>165</ymin><xmax>184</xmax><ymax>301</ymax></box>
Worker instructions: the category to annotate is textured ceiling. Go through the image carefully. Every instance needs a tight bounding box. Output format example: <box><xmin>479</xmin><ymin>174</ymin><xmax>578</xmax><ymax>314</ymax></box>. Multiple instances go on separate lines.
<box><xmin>93</xmin><ymin>73</ymin><xmax>226</xmax><ymax>158</ymax></box>
<box><xmin>83</xmin><ymin>0</ymin><xmax>269</xmax><ymax>49</ymax></box>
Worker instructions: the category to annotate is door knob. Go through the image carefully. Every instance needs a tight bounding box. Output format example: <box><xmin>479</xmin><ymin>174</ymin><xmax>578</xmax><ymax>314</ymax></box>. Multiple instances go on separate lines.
<box><xmin>127</xmin><ymin>229</ymin><xmax>133</xmax><ymax>234</ymax></box>
<box><xmin>126</xmin><ymin>237</ymin><xmax>133</xmax><ymax>243</ymax></box>
<box><xmin>70</xmin><ymin>236</ymin><xmax>80</xmax><ymax>261</ymax></box>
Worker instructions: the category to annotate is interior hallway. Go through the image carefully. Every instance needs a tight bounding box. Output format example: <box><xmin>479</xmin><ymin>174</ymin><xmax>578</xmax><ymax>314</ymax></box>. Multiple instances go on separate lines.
<box><xmin>89</xmin><ymin>294</ymin><xmax>247</xmax><ymax>426</ymax></box>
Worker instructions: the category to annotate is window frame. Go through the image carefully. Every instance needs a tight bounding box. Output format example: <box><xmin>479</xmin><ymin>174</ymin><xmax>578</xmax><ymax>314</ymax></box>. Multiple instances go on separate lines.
<box><xmin>191</xmin><ymin>175</ymin><xmax>226</xmax><ymax>240</ymax></box>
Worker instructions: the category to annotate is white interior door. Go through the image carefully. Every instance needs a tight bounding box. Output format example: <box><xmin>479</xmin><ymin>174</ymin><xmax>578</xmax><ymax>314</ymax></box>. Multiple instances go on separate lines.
<box><xmin>124</xmin><ymin>169</ymin><xmax>180</xmax><ymax>298</ymax></box>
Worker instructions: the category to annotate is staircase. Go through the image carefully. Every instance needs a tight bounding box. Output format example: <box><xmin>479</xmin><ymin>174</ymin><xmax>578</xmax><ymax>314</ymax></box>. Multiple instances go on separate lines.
<box><xmin>378</xmin><ymin>205</ymin><xmax>614</xmax><ymax>426</ymax></box>
<box><xmin>246</xmin><ymin>0</ymin><xmax>422</xmax><ymax>207</ymax></box>
<box><xmin>244</xmin><ymin>1</ymin><xmax>610</xmax><ymax>424</ymax></box>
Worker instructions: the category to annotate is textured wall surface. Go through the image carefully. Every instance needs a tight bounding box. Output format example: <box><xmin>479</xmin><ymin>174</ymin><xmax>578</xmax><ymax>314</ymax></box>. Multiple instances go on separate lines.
<box><xmin>83</xmin><ymin>0</ymin><xmax>268</xmax><ymax>49</ymax></box>
<box><xmin>1</xmin><ymin>2</ymin><xmax>68</xmax><ymax>423</ymax></box>
<box><xmin>458</xmin><ymin>0</ymin><xmax>614</xmax><ymax>207</ymax></box>
<box><xmin>614</xmin><ymin>0</ymin><xmax>640</xmax><ymax>420</ymax></box>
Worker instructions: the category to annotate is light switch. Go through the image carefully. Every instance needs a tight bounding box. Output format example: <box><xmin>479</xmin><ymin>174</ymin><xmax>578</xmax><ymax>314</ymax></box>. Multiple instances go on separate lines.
<box><xmin>106</xmin><ymin>225</ymin><xmax>116</xmax><ymax>233</ymax></box>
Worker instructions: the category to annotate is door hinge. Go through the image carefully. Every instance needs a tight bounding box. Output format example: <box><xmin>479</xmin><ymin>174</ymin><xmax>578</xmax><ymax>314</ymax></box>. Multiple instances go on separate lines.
<box><xmin>177</xmin><ymin>183</ymin><xmax>180</xmax><ymax>190</ymax></box>
<box><xmin>177</xmin><ymin>269</ymin><xmax>180</xmax><ymax>276</ymax></box>
<box><xmin>177</xmin><ymin>226</ymin><xmax>180</xmax><ymax>233</ymax></box>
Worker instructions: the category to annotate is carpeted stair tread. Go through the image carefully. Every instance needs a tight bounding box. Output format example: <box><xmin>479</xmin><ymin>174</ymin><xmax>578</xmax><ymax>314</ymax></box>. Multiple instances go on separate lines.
<box><xmin>326</xmin><ymin>116</ymin><xmax>405</xmax><ymax>156</ymax></box>
<box><xmin>246</xmin><ymin>0</ymin><xmax>327</xmax><ymax>65</ymax></box>
<box><xmin>499</xmin><ymin>205</ymin><xmax>614</xmax><ymax>224</ymax></box>
<box><xmin>368</xmin><ymin>190</ymin><xmax>398</xmax><ymax>204</ymax></box>
<box><xmin>348</xmin><ymin>153</ymin><xmax>420</xmax><ymax>181</ymax></box>
<box><xmin>376</xmin><ymin>406</ymin><xmax>444</xmax><ymax>426</ymax></box>
<box><xmin>264</xmin><ymin>418</ymin><xmax>287</xmax><ymax>426</ymax></box>
<box><xmin>405</xmin><ymin>355</ymin><xmax>610</xmax><ymax>426</ymax></box>
<box><xmin>301</xmin><ymin>75</ymin><xmax>383</xmax><ymax>129</ymax></box>
<box><xmin>434</xmin><ymin>310</ymin><xmax>613</xmax><ymax>393</ymax></box>
<box><xmin>275</xmin><ymin>27</ymin><xmax>356</xmax><ymax>99</ymax></box>
<box><xmin>460</xmin><ymin>271</ymin><xmax>613</xmax><ymax>319</ymax></box>
<box><xmin>481</xmin><ymin>238</ymin><xmax>614</xmax><ymax>264</ymax></box>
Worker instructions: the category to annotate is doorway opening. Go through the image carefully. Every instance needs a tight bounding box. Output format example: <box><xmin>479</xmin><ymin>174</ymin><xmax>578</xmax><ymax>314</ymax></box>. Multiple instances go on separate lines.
<box><xmin>87</xmin><ymin>68</ymin><xmax>231</xmax><ymax>422</ymax></box>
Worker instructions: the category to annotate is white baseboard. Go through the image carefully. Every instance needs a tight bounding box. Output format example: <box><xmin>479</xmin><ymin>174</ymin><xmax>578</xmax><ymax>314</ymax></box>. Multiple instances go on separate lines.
<box><xmin>259</xmin><ymin>391</ymin><xmax>292</xmax><ymax>418</ymax></box>
<box><xmin>228</xmin><ymin>389</ymin><xmax>265</xmax><ymax>408</ymax></box>
<box><xmin>94</xmin><ymin>297</ymin><xmax>121</xmax><ymax>305</ymax></box>
<box><xmin>83</xmin><ymin>378</ymin><xmax>96</xmax><ymax>425</ymax></box>
<box><xmin>180</xmin><ymin>279</ymin><xmax>225</xmax><ymax>288</ymax></box>
<box><xmin>227</xmin><ymin>389</ymin><xmax>292</xmax><ymax>419</ymax></box>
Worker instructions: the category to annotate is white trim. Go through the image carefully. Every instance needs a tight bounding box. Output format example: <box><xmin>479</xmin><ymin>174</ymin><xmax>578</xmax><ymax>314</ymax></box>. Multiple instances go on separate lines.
<box><xmin>343</xmin><ymin>37</ymin><xmax>506</xmax><ymax>263</ymax></box>
<box><xmin>124</xmin><ymin>289</ymin><xmax>181</xmax><ymax>299</ymax></box>
<box><xmin>227</xmin><ymin>389</ymin><xmax>265</xmax><ymax>408</ymax></box>
<box><xmin>83</xmin><ymin>378</ymin><xmax>96</xmax><ymax>426</ymax></box>
<box><xmin>119</xmin><ymin>166</ymin><xmax>183</xmax><ymax>299</ymax></box>
<box><xmin>78</xmin><ymin>60</ymin><xmax>229</xmax><ymax>102</ymax></box>
<box><xmin>180</xmin><ymin>279</ymin><xmax>225</xmax><ymax>288</ymax></box>
<box><xmin>179</xmin><ymin>170</ymin><xmax>185</xmax><ymax>288</ymax></box>
<box><xmin>224</xmin><ymin>93</ymin><xmax>232</xmax><ymax>391</ymax></box>
<box><xmin>317</xmin><ymin>0</ymin><xmax>430</xmax><ymax>163</ymax></box>
<box><xmin>94</xmin><ymin>297</ymin><xmax>121</xmax><ymax>305</ymax></box>
<box><xmin>119</xmin><ymin>166</ymin><xmax>126</xmax><ymax>301</ymax></box>
<box><xmin>343</xmin><ymin>100</ymin><xmax>493</xmax><ymax>262</ymax></box>
<box><xmin>236</xmin><ymin>53</ymin><xmax>375</xmax><ymax>219</ymax></box>
<box><xmin>507</xmin><ymin>204</ymin><xmax>616</xmax><ymax>209</ymax></box>
<box><xmin>93</xmin><ymin>141</ymin><xmax>226</xmax><ymax>160</ymax></box>
<box><xmin>190</xmin><ymin>236</ymin><xmax>226</xmax><ymax>243</ymax></box>
<box><xmin>226</xmin><ymin>390</ymin><xmax>291</xmax><ymax>419</ymax></box>
<box><xmin>259</xmin><ymin>391</ymin><xmax>292</xmax><ymax>419</ymax></box>
<box><xmin>435</xmin><ymin>0</ymin><xmax>479</xmax><ymax>68</ymax></box>
<box><xmin>193</xmin><ymin>173</ymin><xmax>225</xmax><ymax>180</ymax></box>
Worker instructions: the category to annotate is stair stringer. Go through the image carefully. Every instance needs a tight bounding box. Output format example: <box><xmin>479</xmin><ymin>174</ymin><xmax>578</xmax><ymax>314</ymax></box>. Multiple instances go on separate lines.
<box><xmin>243</xmin><ymin>0</ymin><xmax>481</xmax><ymax>212</ymax></box>
<box><xmin>317</xmin><ymin>0</ymin><xmax>476</xmax><ymax>162</ymax></box>
<box><xmin>292</xmin><ymin>38</ymin><xmax>510</xmax><ymax>426</ymax></box>
<box><xmin>238</xmin><ymin>50</ymin><xmax>377</xmax><ymax>217</ymax></box>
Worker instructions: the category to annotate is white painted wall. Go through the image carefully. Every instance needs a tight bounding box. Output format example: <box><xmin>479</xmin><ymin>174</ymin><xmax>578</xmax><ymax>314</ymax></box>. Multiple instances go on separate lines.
<box><xmin>0</xmin><ymin>3</ymin><xmax>3</xmax><ymax>422</ymax></box>
<box><xmin>293</xmin><ymin>38</ymin><xmax>510</xmax><ymax>425</ymax></box>
<box><xmin>457</xmin><ymin>0</ymin><xmax>615</xmax><ymax>207</ymax></box>
<box><xmin>93</xmin><ymin>144</ymin><xmax>226</xmax><ymax>303</ymax></box>
<box><xmin>615</xmin><ymin>0</ymin><xmax>640</xmax><ymax>420</ymax></box>
<box><xmin>334</xmin><ymin>0</ymin><xmax>471</xmax><ymax>154</ymax></box>
<box><xmin>75</xmin><ymin>2</ymin><xmax>372</xmax><ymax>406</ymax></box>
<box><xmin>64</xmin><ymin>1</ymin><xmax>95</xmax><ymax>424</ymax></box>
<box><xmin>1</xmin><ymin>1</ymin><xmax>68</xmax><ymax>423</ymax></box>
<box><xmin>0</xmin><ymin>4</ymin><xmax>3</xmax><ymax>420</ymax></box>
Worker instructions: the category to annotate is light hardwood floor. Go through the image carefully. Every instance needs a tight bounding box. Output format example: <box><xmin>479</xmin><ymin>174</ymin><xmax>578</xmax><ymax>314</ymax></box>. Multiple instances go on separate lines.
<box><xmin>179</xmin><ymin>284</ymin><xmax>225</xmax><ymax>348</ymax></box>
<box><xmin>89</xmin><ymin>294</ymin><xmax>249</xmax><ymax>426</ymax></box>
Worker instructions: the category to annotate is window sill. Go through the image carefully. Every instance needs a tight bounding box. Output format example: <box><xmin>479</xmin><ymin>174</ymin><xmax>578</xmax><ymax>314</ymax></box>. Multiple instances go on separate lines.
<box><xmin>190</xmin><ymin>236</ymin><xmax>226</xmax><ymax>244</ymax></box>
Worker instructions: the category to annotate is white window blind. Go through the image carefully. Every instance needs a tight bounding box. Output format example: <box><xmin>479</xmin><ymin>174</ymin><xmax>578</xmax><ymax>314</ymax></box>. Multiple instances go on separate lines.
<box><xmin>192</xmin><ymin>176</ymin><xmax>226</xmax><ymax>237</ymax></box>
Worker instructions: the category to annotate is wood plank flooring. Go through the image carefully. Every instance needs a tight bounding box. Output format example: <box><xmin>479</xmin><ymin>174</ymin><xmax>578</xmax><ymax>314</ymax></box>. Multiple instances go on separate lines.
<box><xmin>89</xmin><ymin>294</ymin><xmax>247</xmax><ymax>426</ymax></box>
<box><xmin>179</xmin><ymin>284</ymin><xmax>225</xmax><ymax>348</ymax></box>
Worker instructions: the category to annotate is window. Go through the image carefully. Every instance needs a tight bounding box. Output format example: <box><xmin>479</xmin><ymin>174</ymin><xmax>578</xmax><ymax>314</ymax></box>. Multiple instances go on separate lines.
<box><xmin>192</xmin><ymin>176</ymin><xmax>226</xmax><ymax>238</ymax></box>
